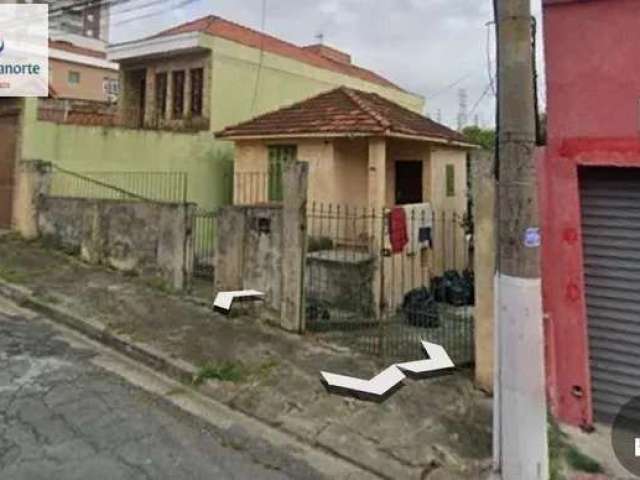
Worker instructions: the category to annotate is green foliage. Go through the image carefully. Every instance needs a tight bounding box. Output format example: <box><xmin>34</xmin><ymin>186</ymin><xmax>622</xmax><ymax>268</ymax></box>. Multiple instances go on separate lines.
<box><xmin>547</xmin><ymin>415</ymin><xmax>603</xmax><ymax>479</ymax></box>
<box><xmin>462</xmin><ymin>126</ymin><xmax>496</xmax><ymax>151</ymax></box>
<box><xmin>193</xmin><ymin>362</ymin><xmax>247</xmax><ymax>385</ymax></box>
<box><xmin>566</xmin><ymin>446</ymin><xmax>603</xmax><ymax>474</ymax></box>
<box><xmin>193</xmin><ymin>359</ymin><xmax>278</xmax><ymax>386</ymax></box>
<box><xmin>0</xmin><ymin>265</ymin><xmax>31</xmax><ymax>284</ymax></box>
<box><xmin>548</xmin><ymin>417</ymin><xmax>567</xmax><ymax>480</ymax></box>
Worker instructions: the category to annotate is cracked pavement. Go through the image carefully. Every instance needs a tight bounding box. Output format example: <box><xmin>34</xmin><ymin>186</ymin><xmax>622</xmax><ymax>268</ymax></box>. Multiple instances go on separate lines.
<box><xmin>0</xmin><ymin>304</ymin><xmax>306</xmax><ymax>480</ymax></box>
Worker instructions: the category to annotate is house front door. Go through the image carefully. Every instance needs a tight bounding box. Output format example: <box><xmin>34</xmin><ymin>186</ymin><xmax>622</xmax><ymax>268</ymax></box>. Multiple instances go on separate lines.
<box><xmin>395</xmin><ymin>161</ymin><xmax>423</xmax><ymax>205</ymax></box>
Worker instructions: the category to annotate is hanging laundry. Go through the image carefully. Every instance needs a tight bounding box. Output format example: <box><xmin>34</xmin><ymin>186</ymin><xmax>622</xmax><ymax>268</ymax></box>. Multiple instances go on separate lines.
<box><xmin>389</xmin><ymin>207</ymin><xmax>408</xmax><ymax>253</ymax></box>
<box><xmin>419</xmin><ymin>226</ymin><xmax>432</xmax><ymax>249</ymax></box>
<box><xmin>402</xmin><ymin>203</ymin><xmax>433</xmax><ymax>254</ymax></box>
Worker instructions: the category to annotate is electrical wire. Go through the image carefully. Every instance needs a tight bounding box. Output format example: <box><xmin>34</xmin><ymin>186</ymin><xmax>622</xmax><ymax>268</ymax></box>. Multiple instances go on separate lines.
<box><xmin>48</xmin><ymin>0</ymin><xmax>131</xmax><ymax>17</ymax></box>
<box><xmin>468</xmin><ymin>83</ymin><xmax>492</xmax><ymax>118</ymax></box>
<box><xmin>110</xmin><ymin>0</ymin><xmax>174</xmax><ymax>17</ymax></box>
<box><xmin>111</xmin><ymin>0</ymin><xmax>200</xmax><ymax>27</ymax></box>
<box><xmin>426</xmin><ymin>72</ymin><xmax>473</xmax><ymax>100</ymax></box>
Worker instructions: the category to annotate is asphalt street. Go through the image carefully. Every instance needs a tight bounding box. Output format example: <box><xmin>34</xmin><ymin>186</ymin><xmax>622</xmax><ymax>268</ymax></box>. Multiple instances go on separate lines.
<box><xmin>0</xmin><ymin>298</ymin><xmax>317</xmax><ymax>480</ymax></box>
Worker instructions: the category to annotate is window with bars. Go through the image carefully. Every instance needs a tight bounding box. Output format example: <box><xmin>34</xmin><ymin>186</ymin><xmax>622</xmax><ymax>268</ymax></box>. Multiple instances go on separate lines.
<box><xmin>190</xmin><ymin>68</ymin><xmax>204</xmax><ymax>117</ymax></box>
<box><xmin>155</xmin><ymin>72</ymin><xmax>167</xmax><ymax>120</ymax></box>
<box><xmin>268</xmin><ymin>145</ymin><xmax>297</xmax><ymax>202</ymax></box>
<box><xmin>172</xmin><ymin>70</ymin><xmax>185</xmax><ymax>119</ymax></box>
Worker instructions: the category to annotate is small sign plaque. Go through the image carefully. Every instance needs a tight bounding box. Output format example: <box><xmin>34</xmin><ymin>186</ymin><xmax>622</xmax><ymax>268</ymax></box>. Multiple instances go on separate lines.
<box><xmin>524</xmin><ymin>227</ymin><xmax>541</xmax><ymax>248</ymax></box>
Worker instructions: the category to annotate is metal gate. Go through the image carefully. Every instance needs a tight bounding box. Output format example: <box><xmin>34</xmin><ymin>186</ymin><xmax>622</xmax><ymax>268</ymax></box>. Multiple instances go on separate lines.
<box><xmin>580</xmin><ymin>167</ymin><xmax>640</xmax><ymax>421</ymax></box>
<box><xmin>305</xmin><ymin>203</ymin><xmax>474</xmax><ymax>364</ymax></box>
<box><xmin>194</xmin><ymin>209</ymin><xmax>217</xmax><ymax>279</ymax></box>
<box><xmin>0</xmin><ymin>111</ymin><xmax>19</xmax><ymax>228</ymax></box>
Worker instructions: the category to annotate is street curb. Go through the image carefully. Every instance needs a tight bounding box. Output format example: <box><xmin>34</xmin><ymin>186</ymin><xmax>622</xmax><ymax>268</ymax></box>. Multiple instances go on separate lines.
<box><xmin>0</xmin><ymin>278</ymin><xmax>197</xmax><ymax>386</ymax></box>
<box><xmin>0</xmin><ymin>277</ymin><xmax>393</xmax><ymax>480</ymax></box>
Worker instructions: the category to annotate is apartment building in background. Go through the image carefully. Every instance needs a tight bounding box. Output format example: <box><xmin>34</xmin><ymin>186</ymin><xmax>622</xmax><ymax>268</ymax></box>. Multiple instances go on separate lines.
<box><xmin>36</xmin><ymin>0</ymin><xmax>110</xmax><ymax>44</ymax></box>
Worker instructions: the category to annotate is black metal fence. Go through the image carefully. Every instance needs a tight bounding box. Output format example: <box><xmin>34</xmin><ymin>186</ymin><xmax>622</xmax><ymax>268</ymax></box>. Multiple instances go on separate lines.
<box><xmin>49</xmin><ymin>165</ymin><xmax>188</xmax><ymax>204</ymax></box>
<box><xmin>305</xmin><ymin>203</ymin><xmax>475</xmax><ymax>365</ymax></box>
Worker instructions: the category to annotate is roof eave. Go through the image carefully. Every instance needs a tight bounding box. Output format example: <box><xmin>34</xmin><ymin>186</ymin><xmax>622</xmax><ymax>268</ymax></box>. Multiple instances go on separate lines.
<box><xmin>386</xmin><ymin>132</ymin><xmax>478</xmax><ymax>149</ymax></box>
<box><xmin>215</xmin><ymin>130</ymin><xmax>477</xmax><ymax>148</ymax></box>
<box><xmin>107</xmin><ymin>32</ymin><xmax>203</xmax><ymax>62</ymax></box>
<box><xmin>50</xmin><ymin>48</ymin><xmax>119</xmax><ymax>70</ymax></box>
<box><xmin>214</xmin><ymin>132</ymin><xmax>375</xmax><ymax>141</ymax></box>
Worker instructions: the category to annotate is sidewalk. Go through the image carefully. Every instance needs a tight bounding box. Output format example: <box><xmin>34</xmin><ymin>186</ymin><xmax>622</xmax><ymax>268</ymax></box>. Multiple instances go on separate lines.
<box><xmin>0</xmin><ymin>234</ymin><xmax>493</xmax><ymax>479</ymax></box>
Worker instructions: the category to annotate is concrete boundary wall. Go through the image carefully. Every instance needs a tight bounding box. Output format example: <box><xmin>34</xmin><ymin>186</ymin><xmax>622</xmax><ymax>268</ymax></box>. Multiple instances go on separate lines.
<box><xmin>215</xmin><ymin>162</ymin><xmax>308</xmax><ymax>332</ymax></box>
<box><xmin>38</xmin><ymin>197</ymin><xmax>195</xmax><ymax>291</ymax></box>
<box><xmin>15</xmin><ymin>160</ymin><xmax>195</xmax><ymax>291</ymax></box>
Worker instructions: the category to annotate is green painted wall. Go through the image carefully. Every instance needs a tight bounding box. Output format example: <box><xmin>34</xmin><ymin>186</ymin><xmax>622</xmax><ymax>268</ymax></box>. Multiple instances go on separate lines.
<box><xmin>203</xmin><ymin>34</ymin><xmax>425</xmax><ymax>132</ymax></box>
<box><xmin>21</xmin><ymin>98</ymin><xmax>232</xmax><ymax>211</ymax></box>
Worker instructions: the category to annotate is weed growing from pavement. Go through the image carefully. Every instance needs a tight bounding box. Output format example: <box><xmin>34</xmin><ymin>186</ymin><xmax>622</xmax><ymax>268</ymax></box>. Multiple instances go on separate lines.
<box><xmin>193</xmin><ymin>362</ymin><xmax>247</xmax><ymax>384</ymax></box>
<box><xmin>193</xmin><ymin>359</ymin><xmax>279</xmax><ymax>386</ymax></box>
<box><xmin>548</xmin><ymin>415</ymin><xmax>604</xmax><ymax>479</ymax></box>
<box><xmin>548</xmin><ymin>416</ymin><xmax>567</xmax><ymax>480</ymax></box>
<box><xmin>565</xmin><ymin>446</ymin><xmax>603</xmax><ymax>474</ymax></box>
<box><xmin>0</xmin><ymin>265</ymin><xmax>31</xmax><ymax>284</ymax></box>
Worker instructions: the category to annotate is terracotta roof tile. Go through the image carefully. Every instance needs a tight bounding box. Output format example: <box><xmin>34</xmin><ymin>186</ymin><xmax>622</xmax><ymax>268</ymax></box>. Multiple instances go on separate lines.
<box><xmin>152</xmin><ymin>15</ymin><xmax>404</xmax><ymax>92</ymax></box>
<box><xmin>216</xmin><ymin>87</ymin><xmax>468</xmax><ymax>144</ymax></box>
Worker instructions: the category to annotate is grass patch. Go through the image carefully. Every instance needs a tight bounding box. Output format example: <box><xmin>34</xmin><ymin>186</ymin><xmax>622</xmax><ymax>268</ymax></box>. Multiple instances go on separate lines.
<box><xmin>548</xmin><ymin>415</ymin><xmax>604</xmax><ymax>479</ymax></box>
<box><xmin>548</xmin><ymin>417</ymin><xmax>567</xmax><ymax>480</ymax></box>
<box><xmin>566</xmin><ymin>446</ymin><xmax>603</xmax><ymax>474</ymax></box>
<box><xmin>193</xmin><ymin>361</ymin><xmax>247</xmax><ymax>385</ymax></box>
<box><xmin>0</xmin><ymin>265</ymin><xmax>31</xmax><ymax>284</ymax></box>
<box><xmin>192</xmin><ymin>359</ymin><xmax>279</xmax><ymax>386</ymax></box>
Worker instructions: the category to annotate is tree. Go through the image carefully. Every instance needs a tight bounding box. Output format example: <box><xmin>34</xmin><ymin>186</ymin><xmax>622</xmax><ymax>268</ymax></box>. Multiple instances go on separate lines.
<box><xmin>462</xmin><ymin>126</ymin><xmax>496</xmax><ymax>151</ymax></box>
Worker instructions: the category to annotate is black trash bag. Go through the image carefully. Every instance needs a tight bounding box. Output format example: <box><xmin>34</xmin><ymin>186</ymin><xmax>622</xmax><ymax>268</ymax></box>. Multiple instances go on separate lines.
<box><xmin>402</xmin><ymin>287</ymin><xmax>439</xmax><ymax>328</ymax></box>
<box><xmin>431</xmin><ymin>276</ymin><xmax>446</xmax><ymax>303</ymax></box>
<box><xmin>306</xmin><ymin>298</ymin><xmax>330</xmax><ymax>322</ymax></box>
<box><xmin>439</xmin><ymin>270</ymin><xmax>463</xmax><ymax>306</ymax></box>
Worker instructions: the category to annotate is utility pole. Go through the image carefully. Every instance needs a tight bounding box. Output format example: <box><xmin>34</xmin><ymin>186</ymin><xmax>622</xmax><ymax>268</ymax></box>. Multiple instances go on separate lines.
<box><xmin>493</xmin><ymin>0</ymin><xmax>549</xmax><ymax>479</ymax></box>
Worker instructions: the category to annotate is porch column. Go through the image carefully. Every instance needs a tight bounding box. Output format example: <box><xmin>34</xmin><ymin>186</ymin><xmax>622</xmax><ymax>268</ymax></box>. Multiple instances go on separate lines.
<box><xmin>367</xmin><ymin>137</ymin><xmax>387</xmax><ymax>212</ymax></box>
<box><xmin>143</xmin><ymin>67</ymin><xmax>155</xmax><ymax>127</ymax></box>
<box><xmin>368</xmin><ymin>137</ymin><xmax>386</xmax><ymax>318</ymax></box>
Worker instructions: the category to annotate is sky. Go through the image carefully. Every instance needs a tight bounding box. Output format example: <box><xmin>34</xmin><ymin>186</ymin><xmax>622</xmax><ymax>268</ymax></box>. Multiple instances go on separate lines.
<box><xmin>110</xmin><ymin>0</ymin><xmax>545</xmax><ymax>130</ymax></box>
